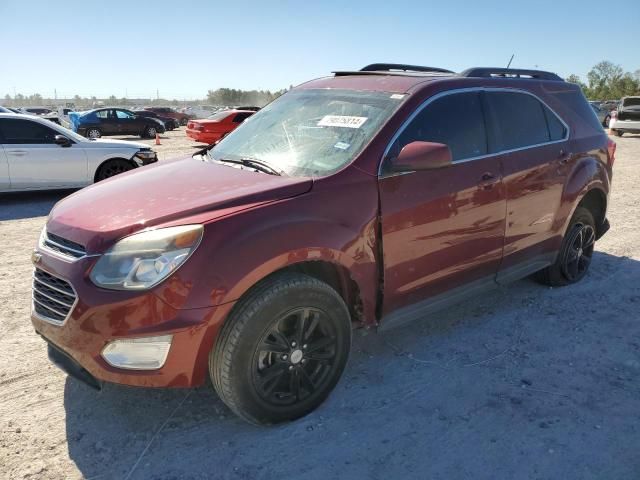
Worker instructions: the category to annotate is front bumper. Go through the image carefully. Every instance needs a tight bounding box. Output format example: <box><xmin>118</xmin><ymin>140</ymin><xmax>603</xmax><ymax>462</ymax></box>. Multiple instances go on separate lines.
<box><xmin>31</xmin><ymin>249</ymin><xmax>235</xmax><ymax>388</ymax></box>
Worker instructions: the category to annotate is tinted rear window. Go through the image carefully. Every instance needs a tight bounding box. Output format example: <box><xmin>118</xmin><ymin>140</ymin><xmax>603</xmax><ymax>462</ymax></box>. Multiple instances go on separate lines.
<box><xmin>485</xmin><ymin>91</ymin><xmax>551</xmax><ymax>151</ymax></box>
<box><xmin>623</xmin><ymin>97</ymin><xmax>640</xmax><ymax>107</ymax></box>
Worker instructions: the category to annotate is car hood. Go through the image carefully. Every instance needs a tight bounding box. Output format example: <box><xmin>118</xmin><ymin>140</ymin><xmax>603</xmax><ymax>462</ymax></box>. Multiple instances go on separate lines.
<box><xmin>46</xmin><ymin>158</ymin><xmax>313</xmax><ymax>253</ymax></box>
<box><xmin>81</xmin><ymin>138</ymin><xmax>148</xmax><ymax>149</ymax></box>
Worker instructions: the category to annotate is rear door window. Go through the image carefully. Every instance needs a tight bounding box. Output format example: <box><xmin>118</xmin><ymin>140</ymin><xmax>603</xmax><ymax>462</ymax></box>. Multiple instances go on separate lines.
<box><xmin>485</xmin><ymin>91</ymin><xmax>554</xmax><ymax>152</ymax></box>
<box><xmin>0</xmin><ymin>118</ymin><xmax>57</xmax><ymax>144</ymax></box>
<box><xmin>116</xmin><ymin>110</ymin><xmax>134</xmax><ymax>119</ymax></box>
<box><xmin>391</xmin><ymin>91</ymin><xmax>488</xmax><ymax>162</ymax></box>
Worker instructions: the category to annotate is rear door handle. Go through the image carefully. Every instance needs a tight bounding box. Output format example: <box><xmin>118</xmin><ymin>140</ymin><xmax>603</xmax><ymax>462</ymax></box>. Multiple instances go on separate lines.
<box><xmin>558</xmin><ymin>149</ymin><xmax>571</xmax><ymax>164</ymax></box>
<box><xmin>479</xmin><ymin>172</ymin><xmax>499</xmax><ymax>189</ymax></box>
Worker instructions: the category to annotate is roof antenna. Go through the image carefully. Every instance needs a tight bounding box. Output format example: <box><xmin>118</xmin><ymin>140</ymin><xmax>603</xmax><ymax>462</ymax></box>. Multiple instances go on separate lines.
<box><xmin>506</xmin><ymin>54</ymin><xmax>514</xmax><ymax>69</ymax></box>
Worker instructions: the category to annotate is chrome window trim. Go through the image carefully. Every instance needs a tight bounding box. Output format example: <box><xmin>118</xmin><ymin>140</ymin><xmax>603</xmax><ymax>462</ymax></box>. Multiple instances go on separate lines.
<box><xmin>378</xmin><ymin>87</ymin><xmax>570</xmax><ymax>177</ymax></box>
<box><xmin>31</xmin><ymin>268</ymin><xmax>78</xmax><ymax>327</ymax></box>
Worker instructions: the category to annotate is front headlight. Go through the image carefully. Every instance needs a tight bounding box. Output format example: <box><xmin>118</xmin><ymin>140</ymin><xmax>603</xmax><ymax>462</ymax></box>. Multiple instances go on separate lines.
<box><xmin>90</xmin><ymin>225</ymin><xmax>203</xmax><ymax>290</ymax></box>
<box><xmin>134</xmin><ymin>149</ymin><xmax>157</xmax><ymax>161</ymax></box>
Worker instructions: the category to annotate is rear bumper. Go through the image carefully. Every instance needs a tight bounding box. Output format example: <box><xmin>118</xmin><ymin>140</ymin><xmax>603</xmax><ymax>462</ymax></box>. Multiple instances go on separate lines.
<box><xmin>186</xmin><ymin>129</ymin><xmax>220</xmax><ymax>144</ymax></box>
<box><xmin>610</xmin><ymin>118</ymin><xmax>640</xmax><ymax>131</ymax></box>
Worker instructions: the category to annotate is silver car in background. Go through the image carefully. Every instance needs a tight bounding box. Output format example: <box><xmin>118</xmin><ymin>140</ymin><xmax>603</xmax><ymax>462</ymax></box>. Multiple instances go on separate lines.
<box><xmin>0</xmin><ymin>113</ymin><xmax>158</xmax><ymax>192</ymax></box>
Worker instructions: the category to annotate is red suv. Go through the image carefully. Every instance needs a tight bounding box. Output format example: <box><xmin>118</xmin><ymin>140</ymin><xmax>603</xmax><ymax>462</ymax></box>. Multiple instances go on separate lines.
<box><xmin>32</xmin><ymin>64</ymin><xmax>614</xmax><ymax>425</ymax></box>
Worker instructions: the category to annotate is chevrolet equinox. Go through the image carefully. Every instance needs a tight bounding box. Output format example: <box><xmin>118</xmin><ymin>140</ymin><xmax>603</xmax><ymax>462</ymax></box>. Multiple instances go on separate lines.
<box><xmin>32</xmin><ymin>64</ymin><xmax>614</xmax><ymax>425</ymax></box>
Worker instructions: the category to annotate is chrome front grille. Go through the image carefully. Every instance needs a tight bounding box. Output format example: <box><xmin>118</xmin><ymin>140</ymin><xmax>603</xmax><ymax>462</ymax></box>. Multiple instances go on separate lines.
<box><xmin>42</xmin><ymin>231</ymin><xmax>86</xmax><ymax>259</ymax></box>
<box><xmin>32</xmin><ymin>268</ymin><xmax>77</xmax><ymax>325</ymax></box>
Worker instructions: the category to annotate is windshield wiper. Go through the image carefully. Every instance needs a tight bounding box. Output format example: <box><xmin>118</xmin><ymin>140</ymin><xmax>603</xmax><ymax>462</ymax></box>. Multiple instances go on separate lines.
<box><xmin>216</xmin><ymin>157</ymin><xmax>283</xmax><ymax>176</ymax></box>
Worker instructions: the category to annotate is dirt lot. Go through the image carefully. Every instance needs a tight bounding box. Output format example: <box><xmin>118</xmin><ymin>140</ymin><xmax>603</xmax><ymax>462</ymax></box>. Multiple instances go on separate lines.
<box><xmin>1</xmin><ymin>131</ymin><xmax>639</xmax><ymax>480</ymax></box>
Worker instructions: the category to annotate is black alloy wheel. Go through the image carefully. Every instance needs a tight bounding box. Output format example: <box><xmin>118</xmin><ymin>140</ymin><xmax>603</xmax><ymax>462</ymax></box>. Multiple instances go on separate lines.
<box><xmin>96</xmin><ymin>159</ymin><xmax>133</xmax><ymax>181</ymax></box>
<box><xmin>210</xmin><ymin>273</ymin><xmax>351</xmax><ymax>425</ymax></box>
<box><xmin>252</xmin><ymin>306</ymin><xmax>338</xmax><ymax>406</ymax></box>
<box><xmin>559</xmin><ymin>222</ymin><xmax>595</xmax><ymax>283</ymax></box>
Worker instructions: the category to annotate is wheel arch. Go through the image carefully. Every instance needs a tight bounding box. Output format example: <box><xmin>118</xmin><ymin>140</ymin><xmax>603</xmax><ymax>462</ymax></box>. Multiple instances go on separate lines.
<box><xmin>557</xmin><ymin>152</ymin><xmax>610</xmax><ymax>239</ymax></box>
<box><xmin>577</xmin><ymin>187</ymin><xmax>607</xmax><ymax>238</ymax></box>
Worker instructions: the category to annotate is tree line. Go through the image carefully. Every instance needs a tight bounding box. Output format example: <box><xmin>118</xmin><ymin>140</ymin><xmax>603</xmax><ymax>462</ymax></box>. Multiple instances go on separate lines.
<box><xmin>567</xmin><ymin>61</ymin><xmax>640</xmax><ymax>100</ymax></box>
<box><xmin>3</xmin><ymin>61</ymin><xmax>639</xmax><ymax>108</ymax></box>
<box><xmin>2</xmin><ymin>88</ymin><xmax>290</xmax><ymax>108</ymax></box>
<box><xmin>205</xmin><ymin>87</ymin><xmax>289</xmax><ymax>107</ymax></box>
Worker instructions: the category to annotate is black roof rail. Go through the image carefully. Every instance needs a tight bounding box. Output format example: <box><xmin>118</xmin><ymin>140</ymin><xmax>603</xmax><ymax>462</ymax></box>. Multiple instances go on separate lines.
<box><xmin>360</xmin><ymin>63</ymin><xmax>455</xmax><ymax>74</ymax></box>
<box><xmin>461</xmin><ymin>67</ymin><xmax>563</xmax><ymax>81</ymax></box>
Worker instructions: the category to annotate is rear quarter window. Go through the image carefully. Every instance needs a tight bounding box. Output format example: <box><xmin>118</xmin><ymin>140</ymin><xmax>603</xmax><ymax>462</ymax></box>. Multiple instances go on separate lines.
<box><xmin>548</xmin><ymin>88</ymin><xmax>603</xmax><ymax>135</ymax></box>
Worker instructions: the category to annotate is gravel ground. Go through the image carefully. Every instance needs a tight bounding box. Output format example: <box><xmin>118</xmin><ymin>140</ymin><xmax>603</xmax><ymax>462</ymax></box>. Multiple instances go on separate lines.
<box><xmin>0</xmin><ymin>132</ymin><xmax>639</xmax><ymax>480</ymax></box>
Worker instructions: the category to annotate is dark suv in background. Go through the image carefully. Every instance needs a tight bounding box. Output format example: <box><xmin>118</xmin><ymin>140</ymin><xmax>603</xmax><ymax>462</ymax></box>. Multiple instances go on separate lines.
<box><xmin>144</xmin><ymin>106</ymin><xmax>191</xmax><ymax>126</ymax></box>
<box><xmin>33</xmin><ymin>63</ymin><xmax>613</xmax><ymax>425</ymax></box>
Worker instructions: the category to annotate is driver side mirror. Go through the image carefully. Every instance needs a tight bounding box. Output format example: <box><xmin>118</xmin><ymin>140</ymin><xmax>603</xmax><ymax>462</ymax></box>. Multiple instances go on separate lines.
<box><xmin>54</xmin><ymin>135</ymin><xmax>72</xmax><ymax>147</ymax></box>
<box><xmin>392</xmin><ymin>141</ymin><xmax>452</xmax><ymax>172</ymax></box>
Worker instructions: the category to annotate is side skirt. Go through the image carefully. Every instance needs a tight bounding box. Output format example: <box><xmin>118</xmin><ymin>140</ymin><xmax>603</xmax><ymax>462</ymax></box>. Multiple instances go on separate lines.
<box><xmin>378</xmin><ymin>254</ymin><xmax>555</xmax><ymax>332</ymax></box>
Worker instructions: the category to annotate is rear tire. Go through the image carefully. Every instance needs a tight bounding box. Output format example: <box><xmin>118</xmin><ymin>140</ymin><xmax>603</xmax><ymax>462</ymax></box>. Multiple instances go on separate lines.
<box><xmin>613</xmin><ymin>130</ymin><xmax>624</xmax><ymax>137</ymax></box>
<box><xmin>180</xmin><ymin>118</ymin><xmax>188</xmax><ymax>126</ymax></box>
<box><xmin>95</xmin><ymin>159</ymin><xmax>134</xmax><ymax>181</ymax></box>
<box><xmin>210</xmin><ymin>273</ymin><xmax>351</xmax><ymax>425</ymax></box>
<box><xmin>534</xmin><ymin>206</ymin><xmax>596</xmax><ymax>287</ymax></box>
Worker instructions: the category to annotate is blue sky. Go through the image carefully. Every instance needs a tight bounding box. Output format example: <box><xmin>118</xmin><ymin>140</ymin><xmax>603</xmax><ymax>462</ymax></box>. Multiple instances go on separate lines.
<box><xmin>1</xmin><ymin>0</ymin><xmax>638</xmax><ymax>100</ymax></box>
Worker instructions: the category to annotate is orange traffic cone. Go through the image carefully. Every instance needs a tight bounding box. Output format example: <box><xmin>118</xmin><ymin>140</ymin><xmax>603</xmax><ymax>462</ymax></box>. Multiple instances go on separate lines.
<box><xmin>155</xmin><ymin>133</ymin><xmax>161</xmax><ymax>145</ymax></box>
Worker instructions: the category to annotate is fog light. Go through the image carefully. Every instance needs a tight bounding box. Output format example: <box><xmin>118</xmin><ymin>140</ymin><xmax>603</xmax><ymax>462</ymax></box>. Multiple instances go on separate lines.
<box><xmin>101</xmin><ymin>335</ymin><xmax>173</xmax><ymax>370</ymax></box>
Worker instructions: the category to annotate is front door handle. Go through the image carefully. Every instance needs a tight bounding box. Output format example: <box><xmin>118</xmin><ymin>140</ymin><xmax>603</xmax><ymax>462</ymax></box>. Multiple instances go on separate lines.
<box><xmin>6</xmin><ymin>150</ymin><xmax>27</xmax><ymax>156</ymax></box>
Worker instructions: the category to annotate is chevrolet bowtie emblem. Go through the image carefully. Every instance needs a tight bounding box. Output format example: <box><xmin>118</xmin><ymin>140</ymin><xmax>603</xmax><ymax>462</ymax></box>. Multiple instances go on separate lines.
<box><xmin>31</xmin><ymin>251</ymin><xmax>42</xmax><ymax>264</ymax></box>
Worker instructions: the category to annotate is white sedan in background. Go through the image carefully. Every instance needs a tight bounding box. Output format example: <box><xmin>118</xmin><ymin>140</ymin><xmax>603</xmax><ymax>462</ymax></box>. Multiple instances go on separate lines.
<box><xmin>0</xmin><ymin>113</ymin><xmax>158</xmax><ymax>192</ymax></box>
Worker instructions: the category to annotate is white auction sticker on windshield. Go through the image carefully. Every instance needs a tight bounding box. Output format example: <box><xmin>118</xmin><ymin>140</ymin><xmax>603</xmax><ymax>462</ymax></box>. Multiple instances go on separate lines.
<box><xmin>318</xmin><ymin>115</ymin><xmax>368</xmax><ymax>129</ymax></box>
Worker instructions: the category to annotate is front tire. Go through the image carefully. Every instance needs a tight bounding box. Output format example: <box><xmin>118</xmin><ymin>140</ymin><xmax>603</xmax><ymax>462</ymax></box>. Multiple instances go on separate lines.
<box><xmin>95</xmin><ymin>159</ymin><xmax>134</xmax><ymax>181</ymax></box>
<box><xmin>613</xmin><ymin>130</ymin><xmax>624</xmax><ymax>137</ymax></box>
<box><xmin>143</xmin><ymin>126</ymin><xmax>157</xmax><ymax>138</ymax></box>
<box><xmin>535</xmin><ymin>206</ymin><xmax>596</xmax><ymax>287</ymax></box>
<box><xmin>210</xmin><ymin>273</ymin><xmax>351</xmax><ymax>425</ymax></box>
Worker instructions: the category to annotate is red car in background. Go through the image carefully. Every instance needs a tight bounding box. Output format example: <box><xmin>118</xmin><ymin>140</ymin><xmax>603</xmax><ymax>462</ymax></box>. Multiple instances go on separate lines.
<box><xmin>186</xmin><ymin>110</ymin><xmax>255</xmax><ymax>144</ymax></box>
<box><xmin>144</xmin><ymin>107</ymin><xmax>191</xmax><ymax>126</ymax></box>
